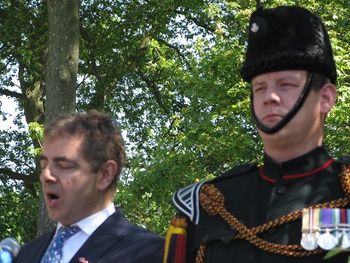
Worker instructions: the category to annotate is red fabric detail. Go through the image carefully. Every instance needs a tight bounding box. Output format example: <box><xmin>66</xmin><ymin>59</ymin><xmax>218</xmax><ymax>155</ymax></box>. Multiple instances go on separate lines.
<box><xmin>259</xmin><ymin>167</ymin><xmax>276</xmax><ymax>184</ymax></box>
<box><xmin>174</xmin><ymin>234</ymin><xmax>187</xmax><ymax>263</ymax></box>
<box><xmin>282</xmin><ymin>159</ymin><xmax>334</xmax><ymax>180</ymax></box>
<box><xmin>341</xmin><ymin>208</ymin><xmax>346</xmax><ymax>224</ymax></box>
<box><xmin>260</xmin><ymin>158</ymin><xmax>334</xmax><ymax>183</ymax></box>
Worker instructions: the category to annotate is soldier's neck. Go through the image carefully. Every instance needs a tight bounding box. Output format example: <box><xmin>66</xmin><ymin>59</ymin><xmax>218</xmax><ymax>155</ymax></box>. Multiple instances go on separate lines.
<box><xmin>263</xmin><ymin>139</ymin><xmax>323</xmax><ymax>163</ymax></box>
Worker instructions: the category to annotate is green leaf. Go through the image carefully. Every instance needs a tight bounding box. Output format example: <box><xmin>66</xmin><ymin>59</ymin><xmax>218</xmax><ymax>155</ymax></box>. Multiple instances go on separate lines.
<box><xmin>324</xmin><ymin>248</ymin><xmax>350</xmax><ymax>259</ymax></box>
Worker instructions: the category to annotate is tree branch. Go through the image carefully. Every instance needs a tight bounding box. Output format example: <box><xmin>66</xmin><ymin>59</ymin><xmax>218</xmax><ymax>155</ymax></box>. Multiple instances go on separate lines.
<box><xmin>0</xmin><ymin>168</ymin><xmax>37</xmax><ymax>184</ymax></box>
<box><xmin>175</xmin><ymin>10</ymin><xmax>215</xmax><ymax>34</ymax></box>
<box><xmin>136</xmin><ymin>70</ymin><xmax>170</xmax><ymax>115</ymax></box>
<box><xmin>0</xmin><ymin>88</ymin><xmax>23</xmax><ymax>99</ymax></box>
<box><xmin>175</xmin><ymin>10</ymin><xmax>230</xmax><ymax>39</ymax></box>
<box><xmin>153</xmin><ymin>36</ymin><xmax>192</xmax><ymax>71</ymax></box>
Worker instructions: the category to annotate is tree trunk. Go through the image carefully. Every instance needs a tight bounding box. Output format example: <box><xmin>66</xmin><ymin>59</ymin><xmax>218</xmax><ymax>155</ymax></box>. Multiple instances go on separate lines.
<box><xmin>37</xmin><ymin>0</ymin><xmax>80</xmax><ymax>236</ymax></box>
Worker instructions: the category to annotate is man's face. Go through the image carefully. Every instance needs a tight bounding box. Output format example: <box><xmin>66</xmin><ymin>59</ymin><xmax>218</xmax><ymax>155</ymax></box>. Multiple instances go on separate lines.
<box><xmin>40</xmin><ymin>135</ymin><xmax>102</xmax><ymax>226</ymax></box>
<box><xmin>251</xmin><ymin>70</ymin><xmax>323</xmax><ymax>142</ymax></box>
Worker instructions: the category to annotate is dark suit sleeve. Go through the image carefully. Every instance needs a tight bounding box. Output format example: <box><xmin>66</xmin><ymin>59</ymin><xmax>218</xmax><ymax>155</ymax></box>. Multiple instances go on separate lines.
<box><xmin>131</xmin><ymin>234</ymin><xmax>164</xmax><ymax>263</ymax></box>
<box><xmin>13</xmin><ymin>232</ymin><xmax>53</xmax><ymax>263</ymax></box>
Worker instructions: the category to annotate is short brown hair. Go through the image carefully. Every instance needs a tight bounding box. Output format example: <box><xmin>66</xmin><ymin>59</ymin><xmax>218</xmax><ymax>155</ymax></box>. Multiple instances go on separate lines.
<box><xmin>44</xmin><ymin>110</ymin><xmax>126</xmax><ymax>186</ymax></box>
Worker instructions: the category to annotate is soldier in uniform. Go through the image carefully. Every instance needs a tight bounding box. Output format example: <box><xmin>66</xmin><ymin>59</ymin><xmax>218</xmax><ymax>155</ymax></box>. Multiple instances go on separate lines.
<box><xmin>164</xmin><ymin>4</ymin><xmax>350</xmax><ymax>263</ymax></box>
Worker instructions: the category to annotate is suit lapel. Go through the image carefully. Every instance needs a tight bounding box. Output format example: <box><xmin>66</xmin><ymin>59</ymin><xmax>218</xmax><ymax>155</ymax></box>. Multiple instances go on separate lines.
<box><xmin>70</xmin><ymin>210</ymin><xmax>126</xmax><ymax>263</ymax></box>
<box><xmin>27</xmin><ymin>231</ymin><xmax>54</xmax><ymax>263</ymax></box>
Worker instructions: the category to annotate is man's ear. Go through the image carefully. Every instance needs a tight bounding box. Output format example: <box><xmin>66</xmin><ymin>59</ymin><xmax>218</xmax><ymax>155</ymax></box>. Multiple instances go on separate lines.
<box><xmin>96</xmin><ymin>160</ymin><xmax>118</xmax><ymax>191</ymax></box>
<box><xmin>319</xmin><ymin>83</ymin><xmax>337</xmax><ymax>114</ymax></box>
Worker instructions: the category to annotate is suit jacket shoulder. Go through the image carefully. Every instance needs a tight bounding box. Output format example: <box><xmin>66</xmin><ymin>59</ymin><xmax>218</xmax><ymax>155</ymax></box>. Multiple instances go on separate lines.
<box><xmin>72</xmin><ymin>208</ymin><xmax>164</xmax><ymax>263</ymax></box>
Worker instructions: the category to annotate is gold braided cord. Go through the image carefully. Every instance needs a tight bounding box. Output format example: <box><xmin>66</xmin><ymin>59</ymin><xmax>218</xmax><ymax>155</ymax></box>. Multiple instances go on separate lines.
<box><xmin>195</xmin><ymin>245</ymin><xmax>206</xmax><ymax>263</ymax></box>
<box><xmin>199</xmin><ymin>184</ymin><xmax>324</xmax><ymax>256</ymax></box>
<box><xmin>236</xmin><ymin>197</ymin><xmax>349</xmax><ymax>239</ymax></box>
<box><xmin>195</xmin><ymin>165</ymin><xmax>350</xmax><ymax>262</ymax></box>
<box><xmin>340</xmin><ymin>165</ymin><xmax>350</xmax><ymax>196</ymax></box>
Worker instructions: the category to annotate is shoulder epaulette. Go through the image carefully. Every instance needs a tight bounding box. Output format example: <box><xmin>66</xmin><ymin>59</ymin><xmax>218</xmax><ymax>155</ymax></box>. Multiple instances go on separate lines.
<box><xmin>172</xmin><ymin>164</ymin><xmax>256</xmax><ymax>225</ymax></box>
<box><xmin>211</xmin><ymin>163</ymin><xmax>257</xmax><ymax>182</ymax></box>
<box><xmin>172</xmin><ymin>182</ymin><xmax>205</xmax><ymax>225</ymax></box>
<box><xmin>338</xmin><ymin>156</ymin><xmax>350</xmax><ymax>165</ymax></box>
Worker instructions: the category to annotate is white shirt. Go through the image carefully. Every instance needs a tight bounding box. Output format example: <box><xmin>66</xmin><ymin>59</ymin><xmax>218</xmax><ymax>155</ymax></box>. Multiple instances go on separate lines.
<box><xmin>48</xmin><ymin>203</ymin><xmax>115</xmax><ymax>263</ymax></box>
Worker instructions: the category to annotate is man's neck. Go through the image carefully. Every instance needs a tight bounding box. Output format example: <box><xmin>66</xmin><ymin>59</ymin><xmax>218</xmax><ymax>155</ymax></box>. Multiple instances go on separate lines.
<box><xmin>263</xmin><ymin>139</ymin><xmax>323</xmax><ymax>163</ymax></box>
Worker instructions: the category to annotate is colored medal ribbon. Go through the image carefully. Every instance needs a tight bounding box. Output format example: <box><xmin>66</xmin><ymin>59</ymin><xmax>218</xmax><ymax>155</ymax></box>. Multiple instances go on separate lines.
<box><xmin>317</xmin><ymin>208</ymin><xmax>337</xmax><ymax>250</ymax></box>
<box><xmin>300</xmin><ymin>208</ymin><xmax>318</xmax><ymax>250</ymax></box>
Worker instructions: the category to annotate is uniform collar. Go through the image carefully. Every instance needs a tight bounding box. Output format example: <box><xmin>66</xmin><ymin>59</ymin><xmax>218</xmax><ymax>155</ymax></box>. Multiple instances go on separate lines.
<box><xmin>260</xmin><ymin>146</ymin><xmax>334</xmax><ymax>184</ymax></box>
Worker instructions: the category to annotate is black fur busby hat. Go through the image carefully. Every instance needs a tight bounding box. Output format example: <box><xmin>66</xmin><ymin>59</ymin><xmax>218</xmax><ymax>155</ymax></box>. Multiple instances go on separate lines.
<box><xmin>240</xmin><ymin>6</ymin><xmax>337</xmax><ymax>84</ymax></box>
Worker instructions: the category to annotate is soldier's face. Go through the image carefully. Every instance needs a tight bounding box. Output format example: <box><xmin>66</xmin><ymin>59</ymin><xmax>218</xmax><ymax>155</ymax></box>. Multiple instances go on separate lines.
<box><xmin>251</xmin><ymin>70</ymin><xmax>326</xmax><ymax>146</ymax></box>
<box><xmin>252</xmin><ymin>70</ymin><xmax>308</xmax><ymax>128</ymax></box>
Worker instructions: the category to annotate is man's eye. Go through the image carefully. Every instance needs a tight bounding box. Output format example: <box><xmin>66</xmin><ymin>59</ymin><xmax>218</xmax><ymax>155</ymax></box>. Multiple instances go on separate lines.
<box><xmin>280</xmin><ymin>83</ymin><xmax>297</xmax><ymax>89</ymax></box>
<box><xmin>253</xmin><ymin>86</ymin><xmax>265</xmax><ymax>94</ymax></box>
<box><xmin>57</xmin><ymin>162</ymin><xmax>75</xmax><ymax>170</ymax></box>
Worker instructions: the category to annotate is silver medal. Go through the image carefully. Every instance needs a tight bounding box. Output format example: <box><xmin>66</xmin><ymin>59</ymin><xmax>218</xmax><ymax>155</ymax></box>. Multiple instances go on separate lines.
<box><xmin>317</xmin><ymin>229</ymin><xmax>337</xmax><ymax>250</ymax></box>
<box><xmin>300</xmin><ymin>232</ymin><xmax>318</xmax><ymax>251</ymax></box>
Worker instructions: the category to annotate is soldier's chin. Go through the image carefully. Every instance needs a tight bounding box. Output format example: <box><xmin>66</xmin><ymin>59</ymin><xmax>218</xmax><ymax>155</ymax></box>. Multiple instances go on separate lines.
<box><xmin>257</xmin><ymin>122</ymin><xmax>278</xmax><ymax>131</ymax></box>
<box><xmin>262</xmin><ymin>117</ymin><xmax>282</xmax><ymax>127</ymax></box>
<box><xmin>257</xmin><ymin>122</ymin><xmax>285</xmax><ymax>136</ymax></box>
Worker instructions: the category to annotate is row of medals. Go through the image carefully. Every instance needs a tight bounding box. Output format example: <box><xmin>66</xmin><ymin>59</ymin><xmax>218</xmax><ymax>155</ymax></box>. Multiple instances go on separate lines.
<box><xmin>301</xmin><ymin>226</ymin><xmax>350</xmax><ymax>251</ymax></box>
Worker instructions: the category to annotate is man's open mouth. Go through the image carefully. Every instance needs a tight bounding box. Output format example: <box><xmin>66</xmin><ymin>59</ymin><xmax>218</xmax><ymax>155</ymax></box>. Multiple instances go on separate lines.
<box><xmin>47</xmin><ymin>193</ymin><xmax>59</xmax><ymax>200</ymax></box>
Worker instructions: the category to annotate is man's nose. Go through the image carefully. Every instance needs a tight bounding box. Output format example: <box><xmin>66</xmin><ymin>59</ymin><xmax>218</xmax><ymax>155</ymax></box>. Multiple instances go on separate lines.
<box><xmin>263</xmin><ymin>87</ymin><xmax>281</xmax><ymax>104</ymax></box>
<box><xmin>40</xmin><ymin>165</ymin><xmax>57</xmax><ymax>183</ymax></box>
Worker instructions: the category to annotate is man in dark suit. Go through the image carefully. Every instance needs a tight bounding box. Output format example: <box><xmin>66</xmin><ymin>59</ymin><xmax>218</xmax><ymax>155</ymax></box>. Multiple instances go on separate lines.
<box><xmin>164</xmin><ymin>3</ymin><xmax>350</xmax><ymax>263</ymax></box>
<box><xmin>14</xmin><ymin>110</ymin><xmax>163</xmax><ymax>263</ymax></box>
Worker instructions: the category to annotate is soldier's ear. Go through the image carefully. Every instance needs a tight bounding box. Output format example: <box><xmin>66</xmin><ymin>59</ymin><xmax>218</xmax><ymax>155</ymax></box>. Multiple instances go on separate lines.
<box><xmin>96</xmin><ymin>160</ymin><xmax>118</xmax><ymax>191</ymax></box>
<box><xmin>319</xmin><ymin>83</ymin><xmax>336</xmax><ymax>114</ymax></box>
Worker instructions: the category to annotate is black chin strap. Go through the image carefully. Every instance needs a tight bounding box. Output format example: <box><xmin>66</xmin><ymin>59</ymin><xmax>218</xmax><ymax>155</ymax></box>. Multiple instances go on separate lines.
<box><xmin>251</xmin><ymin>72</ymin><xmax>314</xmax><ymax>135</ymax></box>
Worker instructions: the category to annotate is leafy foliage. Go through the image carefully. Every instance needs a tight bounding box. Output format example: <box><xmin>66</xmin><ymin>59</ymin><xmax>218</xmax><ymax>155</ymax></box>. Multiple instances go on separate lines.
<box><xmin>0</xmin><ymin>0</ymin><xmax>349</xmax><ymax>240</ymax></box>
